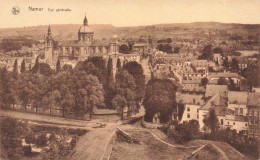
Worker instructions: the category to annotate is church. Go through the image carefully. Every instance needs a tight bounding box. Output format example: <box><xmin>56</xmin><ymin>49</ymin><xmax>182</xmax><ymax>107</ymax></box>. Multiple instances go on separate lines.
<box><xmin>43</xmin><ymin>14</ymin><xmax>141</xmax><ymax>68</ymax></box>
<box><xmin>57</xmin><ymin>15</ymin><xmax>119</xmax><ymax>67</ymax></box>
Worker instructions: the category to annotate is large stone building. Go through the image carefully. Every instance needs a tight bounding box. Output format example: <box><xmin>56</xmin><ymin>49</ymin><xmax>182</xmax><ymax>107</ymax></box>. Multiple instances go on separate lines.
<box><xmin>57</xmin><ymin>15</ymin><xmax>120</xmax><ymax>67</ymax></box>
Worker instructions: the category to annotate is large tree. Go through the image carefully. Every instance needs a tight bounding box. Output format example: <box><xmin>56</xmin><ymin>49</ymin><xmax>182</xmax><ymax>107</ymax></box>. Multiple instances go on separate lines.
<box><xmin>113</xmin><ymin>70</ymin><xmax>136</xmax><ymax>119</ymax></box>
<box><xmin>143</xmin><ymin>79</ymin><xmax>177</xmax><ymax>123</ymax></box>
<box><xmin>56</xmin><ymin>59</ymin><xmax>61</xmax><ymax>72</ymax></box>
<box><xmin>20</xmin><ymin>59</ymin><xmax>26</xmax><ymax>73</ymax></box>
<box><xmin>122</xmin><ymin>61</ymin><xmax>145</xmax><ymax>103</ymax></box>
<box><xmin>12</xmin><ymin>59</ymin><xmax>18</xmax><ymax>79</ymax></box>
<box><xmin>203</xmin><ymin>108</ymin><xmax>219</xmax><ymax>138</ymax></box>
<box><xmin>198</xmin><ymin>45</ymin><xmax>213</xmax><ymax>60</ymax></box>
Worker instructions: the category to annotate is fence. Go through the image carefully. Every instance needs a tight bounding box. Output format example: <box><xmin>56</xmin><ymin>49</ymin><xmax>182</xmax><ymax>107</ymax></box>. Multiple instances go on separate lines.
<box><xmin>6</xmin><ymin>104</ymin><xmax>90</xmax><ymax>120</ymax></box>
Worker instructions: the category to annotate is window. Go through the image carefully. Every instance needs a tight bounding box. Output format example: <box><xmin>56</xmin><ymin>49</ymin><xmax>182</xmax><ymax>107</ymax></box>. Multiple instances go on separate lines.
<box><xmin>255</xmin><ymin>120</ymin><xmax>258</xmax><ymax>125</ymax></box>
<box><xmin>250</xmin><ymin>111</ymin><xmax>254</xmax><ymax>116</ymax></box>
<box><xmin>240</xmin><ymin>108</ymin><xmax>243</xmax><ymax>114</ymax></box>
<box><xmin>221</xmin><ymin>119</ymin><xmax>223</xmax><ymax>125</ymax></box>
<box><xmin>250</xmin><ymin>120</ymin><xmax>254</xmax><ymax>125</ymax></box>
<box><xmin>245</xmin><ymin>123</ymin><xmax>247</xmax><ymax>127</ymax></box>
<box><xmin>233</xmin><ymin>122</ymin><xmax>235</xmax><ymax>125</ymax></box>
<box><xmin>187</xmin><ymin>107</ymin><xmax>190</xmax><ymax>112</ymax></box>
<box><xmin>197</xmin><ymin>114</ymin><xmax>199</xmax><ymax>119</ymax></box>
<box><xmin>227</xmin><ymin>121</ymin><xmax>229</xmax><ymax>125</ymax></box>
<box><xmin>193</xmin><ymin>99</ymin><xmax>195</xmax><ymax>103</ymax></box>
<box><xmin>187</xmin><ymin>114</ymin><xmax>190</xmax><ymax>118</ymax></box>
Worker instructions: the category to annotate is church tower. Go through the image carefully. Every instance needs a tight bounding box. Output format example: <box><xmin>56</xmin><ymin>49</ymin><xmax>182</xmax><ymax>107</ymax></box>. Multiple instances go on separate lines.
<box><xmin>78</xmin><ymin>14</ymin><xmax>94</xmax><ymax>42</ymax></box>
<box><xmin>44</xmin><ymin>24</ymin><xmax>53</xmax><ymax>62</ymax></box>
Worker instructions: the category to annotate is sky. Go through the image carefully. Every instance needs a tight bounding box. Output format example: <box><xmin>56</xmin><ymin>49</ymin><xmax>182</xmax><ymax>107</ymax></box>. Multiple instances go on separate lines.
<box><xmin>0</xmin><ymin>0</ymin><xmax>259</xmax><ymax>28</ymax></box>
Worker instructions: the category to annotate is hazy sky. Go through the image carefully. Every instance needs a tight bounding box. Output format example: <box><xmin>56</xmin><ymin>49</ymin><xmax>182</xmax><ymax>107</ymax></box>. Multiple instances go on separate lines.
<box><xmin>0</xmin><ymin>0</ymin><xmax>259</xmax><ymax>28</ymax></box>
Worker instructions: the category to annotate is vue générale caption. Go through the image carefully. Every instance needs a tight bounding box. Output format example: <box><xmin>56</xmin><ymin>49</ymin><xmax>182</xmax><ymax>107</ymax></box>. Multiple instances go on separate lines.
<box><xmin>29</xmin><ymin>6</ymin><xmax>71</xmax><ymax>12</ymax></box>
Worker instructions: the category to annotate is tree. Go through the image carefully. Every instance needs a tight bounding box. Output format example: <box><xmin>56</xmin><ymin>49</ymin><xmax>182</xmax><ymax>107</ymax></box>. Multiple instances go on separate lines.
<box><xmin>0</xmin><ymin>117</ymin><xmax>25</xmax><ymax>159</ymax></box>
<box><xmin>201</xmin><ymin>77</ymin><xmax>209</xmax><ymax>87</ymax></box>
<box><xmin>168</xmin><ymin>120</ymin><xmax>200</xmax><ymax>144</ymax></box>
<box><xmin>32</xmin><ymin>57</ymin><xmax>40</xmax><ymax>73</ymax></box>
<box><xmin>105</xmin><ymin>57</ymin><xmax>114</xmax><ymax>108</ymax></box>
<box><xmin>122</xmin><ymin>61</ymin><xmax>145</xmax><ymax>103</ymax></box>
<box><xmin>20</xmin><ymin>59</ymin><xmax>26</xmax><ymax>73</ymax></box>
<box><xmin>119</xmin><ymin>44</ymin><xmax>129</xmax><ymax>54</ymax></box>
<box><xmin>112</xmin><ymin>95</ymin><xmax>127</xmax><ymax>120</ymax></box>
<box><xmin>213</xmin><ymin>47</ymin><xmax>223</xmax><ymax>54</ymax></box>
<box><xmin>56</xmin><ymin>59</ymin><xmax>61</xmax><ymax>72</ymax></box>
<box><xmin>143</xmin><ymin>79</ymin><xmax>177</xmax><ymax>123</ymax></box>
<box><xmin>113</xmin><ymin>70</ymin><xmax>136</xmax><ymax>118</ymax></box>
<box><xmin>198</xmin><ymin>45</ymin><xmax>213</xmax><ymax>60</ymax></box>
<box><xmin>116</xmin><ymin>58</ymin><xmax>121</xmax><ymax>72</ymax></box>
<box><xmin>12</xmin><ymin>59</ymin><xmax>18</xmax><ymax>79</ymax></box>
<box><xmin>62</xmin><ymin>64</ymin><xmax>72</xmax><ymax>71</ymax></box>
<box><xmin>203</xmin><ymin>109</ymin><xmax>219</xmax><ymax>138</ymax></box>
<box><xmin>230</xmin><ymin>58</ymin><xmax>239</xmax><ymax>72</ymax></box>
<box><xmin>166</xmin><ymin>38</ymin><xmax>172</xmax><ymax>43</ymax></box>
<box><xmin>217</xmin><ymin>77</ymin><xmax>227</xmax><ymax>85</ymax></box>
<box><xmin>223</xmin><ymin>57</ymin><xmax>229</xmax><ymax>71</ymax></box>
<box><xmin>39</xmin><ymin>63</ymin><xmax>55</xmax><ymax>76</ymax></box>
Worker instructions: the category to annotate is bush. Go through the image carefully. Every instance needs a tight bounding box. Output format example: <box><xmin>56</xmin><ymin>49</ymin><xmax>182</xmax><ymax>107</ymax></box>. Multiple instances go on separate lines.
<box><xmin>35</xmin><ymin>133</ymin><xmax>47</xmax><ymax>147</ymax></box>
<box><xmin>67</xmin><ymin>128</ymin><xmax>88</xmax><ymax>136</ymax></box>
<box><xmin>168</xmin><ymin>120</ymin><xmax>201</xmax><ymax>144</ymax></box>
<box><xmin>70</xmin><ymin>137</ymin><xmax>77</xmax><ymax>149</ymax></box>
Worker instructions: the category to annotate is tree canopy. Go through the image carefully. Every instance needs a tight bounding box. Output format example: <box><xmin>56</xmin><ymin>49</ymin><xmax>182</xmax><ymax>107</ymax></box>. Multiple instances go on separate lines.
<box><xmin>143</xmin><ymin>79</ymin><xmax>177</xmax><ymax>123</ymax></box>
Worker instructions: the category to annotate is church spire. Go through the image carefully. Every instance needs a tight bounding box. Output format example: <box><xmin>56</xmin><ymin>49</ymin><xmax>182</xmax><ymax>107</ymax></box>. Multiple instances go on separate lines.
<box><xmin>48</xmin><ymin>24</ymin><xmax>51</xmax><ymax>35</ymax></box>
<box><xmin>83</xmin><ymin>13</ymin><xmax>88</xmax><ymax>26</ymax></box>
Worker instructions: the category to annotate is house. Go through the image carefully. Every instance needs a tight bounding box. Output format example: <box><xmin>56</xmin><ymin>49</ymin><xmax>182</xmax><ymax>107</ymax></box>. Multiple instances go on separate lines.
<box><xmin>153</xmin><ymin>112</ymin><xmax>161</xmax><ymax>124</ymax></box>
<box><xmin>205</xmin><ymin>85</ymin><xmax>227</xmax><ymax>98</ymax></box>
<box><xmin>227</xmin><ymin>91</ymin><xmax>248</xmax><ymax>116</ymax></box>
<box><xmin>177</xmin><ymin>93</ymin><xmax>205</xmax><ymax>123</ymax></box>
<box><xmin>247</xmin><ymin>92</ymin><xmax>260</xmax><ymax>139</ymax></box>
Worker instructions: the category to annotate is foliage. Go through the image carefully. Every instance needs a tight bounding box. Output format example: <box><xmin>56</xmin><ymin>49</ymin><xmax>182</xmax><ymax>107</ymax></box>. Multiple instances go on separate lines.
<box><xmin>201</xmin><ymin>77</ymin><xmax>209</xmax><ymax>87</ymax></box>
<box><xmin>143</xmin><ymin>79</ymin><xmax>177</xmax><ymax>123</ymax></box>
<box><xmin>230</xmin><ymin>58</ymin><xmax>239</xmax><ymax>72</ymax></box>
<box><xmin>119</xmin><ymin>44</ymin><xmax>129</xmax><ymax>54</ymax></box>
<box><xmin>203</xmin><ymin>109</ymin><xmax>219</xmax><ymax>138</ymax></box>
<box><xmin>116</xmin><ymin>58</ymin><xmax>121</xmax><ymax>72</ymax></box>
<box><xmin>122</xmin><ymin>61</ymin><xmax>145</xmax><ymax>103</ymax></box>
<box><xmin>0</xmin><ymin>117</ymin><xmax>26</xmax><ymax>159</ymax></box>
<box><xmin>204</xmin><ymin>128</ymin><xmax>259</xmax><ymax>159</ymax></box>
<box><xmin>212</xmin><ymin>47</ymin><xmax>223</xmax><ymax>54</ymax></box>
<box><xmin>56</xmin><ymin>59</ymin><xmax>61</xmax><ymax>72</ymax></box>
<box><xmin>20</xmin><ymin>59</ymin><xmax>26</xmax><ymax>73</ymax></box>
<box><xmin>217</xmin><ymin>77</ymin><xmax>227</xmax><ymax>85</ymax></box>
<box><xmin>168</xmin><ymin>120</ymin><xmax>201</xmax><ymax>144</ymax></box>
<box><xmin>157</xmin><ymin>44</ymin><xmax>173</xmax><ymax>53</ymax></box>
<box><xmin>113</xmin><ymin>70</ymin><xmax>136</xmax><ymax>119</ymax></box>
<box><xmin>198</xmin><ymin>45</ymin><xmax>213</xmax><ymax>60</ymax></box>
<box><xmin>13</xmin><ymin>59</ymin><xmax>18</xmax><ymax>79</ymax></box>
<box><xmin>35</xmin><ymin>133</ymin><xmax>47</xmax><ymax>147</ymax></box>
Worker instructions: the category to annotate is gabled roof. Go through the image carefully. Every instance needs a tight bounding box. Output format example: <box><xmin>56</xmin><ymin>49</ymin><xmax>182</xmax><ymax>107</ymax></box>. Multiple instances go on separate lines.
<box><xmin>228</xmin><ymin>91</ymin><xmax>248</xmax><ymax>105</ymax></box>
<box><xmin>247</xmin><ymin>92</ymin><xmax>260</xmax><ymax>107</ymax></box>
<box><xmin>177</xmin><ymin>93</ymin><xmax>205</xmax><ymax>105</ymax></box>
<box><xmin>205</xmin><ymin>85</ymin><xmax>227</xmax><ymax>98</ymax></box>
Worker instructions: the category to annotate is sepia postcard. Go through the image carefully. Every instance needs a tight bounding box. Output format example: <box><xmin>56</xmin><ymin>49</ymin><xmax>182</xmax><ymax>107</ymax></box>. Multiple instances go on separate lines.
<box><xmin>0</xmin><ymin>0</ymin><xmax>259</xmax><ymax>159</ymax></box>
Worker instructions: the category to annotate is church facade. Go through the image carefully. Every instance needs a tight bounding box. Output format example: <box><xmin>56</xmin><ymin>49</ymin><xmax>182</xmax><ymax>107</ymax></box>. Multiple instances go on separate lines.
<box><xmin>57</xmin><ymin>15</ymin><xmax>119</xmax><ymax>67</ymax></box>
<box><xmin>43</xmin><ymin>15</ymin><xmax>141</xmax><ymax>68</ymax></box>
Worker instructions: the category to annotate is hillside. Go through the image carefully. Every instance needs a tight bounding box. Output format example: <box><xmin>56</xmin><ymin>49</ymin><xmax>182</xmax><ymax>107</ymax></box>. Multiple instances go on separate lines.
<box><xmin>0</xmin><ymin>22</ymin><xmax>259</xmax><ymax>41</ymax></box>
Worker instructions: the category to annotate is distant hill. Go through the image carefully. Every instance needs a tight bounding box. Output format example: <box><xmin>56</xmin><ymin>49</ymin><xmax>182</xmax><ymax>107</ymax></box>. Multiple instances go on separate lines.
<box><xmin>0</xmin><ymin>22</ymin><xmax>259</xmax><ymax>41</ymax></box>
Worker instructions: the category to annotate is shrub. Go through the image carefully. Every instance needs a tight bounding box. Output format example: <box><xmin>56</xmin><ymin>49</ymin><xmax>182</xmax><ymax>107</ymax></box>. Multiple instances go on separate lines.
<box><xmin>35</xmin><ymin>133</ymin><xmax>47</xmax><ymax>147</ymax></box>
<box><xmin>70</xmin><ymin>137</ymin><xmax>77</xmax><ymax>149</ymax></box>
<box><xmin>168</xmin><ymin>120</ymin><xmax>201</xmax><ymax>144</ymax></box>
<box><xmin>67</xmin><ymin>128</ymin><xmax>88</xmax><ymax>136</ymax></box>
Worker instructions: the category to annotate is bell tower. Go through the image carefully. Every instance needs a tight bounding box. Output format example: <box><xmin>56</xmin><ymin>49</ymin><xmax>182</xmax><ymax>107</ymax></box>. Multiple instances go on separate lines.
<box><xmin>44</xmin><ymin>24</ymin><xmax>53</xmax><ymax>62</ymax></box>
